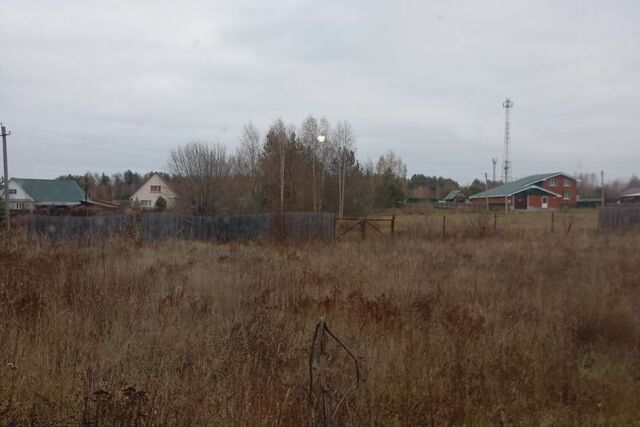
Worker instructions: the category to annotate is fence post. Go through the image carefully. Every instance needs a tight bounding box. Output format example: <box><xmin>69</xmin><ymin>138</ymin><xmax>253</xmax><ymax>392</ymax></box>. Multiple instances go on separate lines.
<box><xmin>494</xmin><ymin>213</ymin><xmax>497</xmax><ymax>232</ymax></box>
<box><xmin>391</xmin><ymin>215</ymin><xmax>395</xmax><ymax>237</ymax></box>
<box><xmin>360</xmin><ymin>220</ymin><xmax>366</xmax><ymax>240</ymax></box>
<box><xmin>333</xmin><ymin>215</ymin><xmax>337</xmax><ymax>240</ymax></box>
<box><xmin>442</xmin><ymin>215</ymin><xmax>446</xmax><ymax>239</ymax></box>
<box><xmin>551</xmin><ymin>212</ymin><xmax>555</xmax><ymax>233</ymax></box>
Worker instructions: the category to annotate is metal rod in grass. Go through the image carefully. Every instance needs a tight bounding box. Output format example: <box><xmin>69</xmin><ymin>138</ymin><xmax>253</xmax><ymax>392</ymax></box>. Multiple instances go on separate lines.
<box><xmin>308</xmin><ymin>317</ymin><xmax>361</xmax><ymax>421</ymax></box>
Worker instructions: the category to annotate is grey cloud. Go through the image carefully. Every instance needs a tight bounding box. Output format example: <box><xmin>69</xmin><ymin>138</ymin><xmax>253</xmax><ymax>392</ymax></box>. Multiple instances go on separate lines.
<box><xmin>0</xmin><ymin>0</ymin><xmax>639</xmax><ymax>183</ymax></box>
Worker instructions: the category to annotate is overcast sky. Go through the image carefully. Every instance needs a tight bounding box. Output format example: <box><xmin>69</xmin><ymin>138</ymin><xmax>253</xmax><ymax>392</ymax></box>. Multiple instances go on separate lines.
<box><xmin>1</xmin><ymin>0</ymin><xmax>639</xmax><ymax>184</ymax></box>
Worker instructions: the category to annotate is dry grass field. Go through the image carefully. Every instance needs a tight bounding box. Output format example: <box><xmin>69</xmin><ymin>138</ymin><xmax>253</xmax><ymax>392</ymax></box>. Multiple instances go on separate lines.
<box><xmin>1</xmin><ymin>209</ymin><xmax>640</xmax><ymax>425</ymax></box>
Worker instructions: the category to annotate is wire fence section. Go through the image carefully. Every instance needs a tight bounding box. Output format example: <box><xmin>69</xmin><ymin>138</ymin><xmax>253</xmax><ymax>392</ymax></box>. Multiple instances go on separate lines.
<box><xmin>599</xmin><ymin>206</ymin><xmax>640</xmax><ymax>230</ymax></box>
<box><xmin>28</xmin><ymin>212</ymin><xmax>335</xmax><ymax>243</ymax></box>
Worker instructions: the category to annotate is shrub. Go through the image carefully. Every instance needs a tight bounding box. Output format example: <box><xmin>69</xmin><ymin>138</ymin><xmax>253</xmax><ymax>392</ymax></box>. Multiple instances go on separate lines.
<box><xmin>155</xmin><ymin>196</ymin><xmax>167</xmax><ymax>211</ymax></box>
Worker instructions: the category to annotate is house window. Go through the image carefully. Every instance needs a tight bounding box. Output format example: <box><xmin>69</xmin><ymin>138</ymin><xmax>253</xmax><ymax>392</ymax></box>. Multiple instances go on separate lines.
<box><xmin>8</xmin><ymin>189</ymin><xmax>17</xmax><ymax>195</ymax></box>
<box><xmin>564</xmin><ymin>178</ymin><xmax>572</xmax><ymax>186</ymax></box>
<box><xmin>140</xmin><ymin>200</ymin><xmax>152</xmax><ymax>207</ymax></box>
<box><xmin>563</xmin><ymin>192</ymin><xmax>571</xmax><ymax>200</ymax></box>
<box><xmin>150</xmin><ymin>185</ymin><xmax>161</xmax><ymax>193</ymax></box>
<box><xmin>16</xmin><ymin>201</ymin><xmax>25</xmax><ymax>209</ymax></box>
<box><xmin>548</xmin><ymin>178</ymin><xmax>557</xmax><ymax>186</ymax></box>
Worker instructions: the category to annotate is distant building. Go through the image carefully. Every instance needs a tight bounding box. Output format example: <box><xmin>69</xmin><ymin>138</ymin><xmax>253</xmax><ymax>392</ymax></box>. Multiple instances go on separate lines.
<box><xmin>469</xmin><ymin>172</ymin><xmax>577</xmax><ymax>210</ymax></box>
<box><xmin>5</xmin><ymin>178</ymin><xmax>85</xmax><ymax>212</ymax></box>
<box><xmin>576</xmin><ymin>198</ymin><xmax>602</xmax><ymax>208</ymax></box>
<box><xmin>442</xmin><ymin>190</ymin><xmax>466</xmax><ymax>204</ymax></box>
<box><xmin>409</xmin><ymin>186</ymin><xmax>429</xmax><ymax>199</ymax></box>
<box><xmin>407</xmin><ymin>185</ymin><xmax>430</xmax><ymax>206</ymax></box>
<box><xmin>130</xmin><ymin>173</ymin><xmax>176</xmax><ymax>209</ymax></box>
<box><xmin>619</xmin><ymin>187</ymin><xmax>640</xmax><ymax>204</ymax></box>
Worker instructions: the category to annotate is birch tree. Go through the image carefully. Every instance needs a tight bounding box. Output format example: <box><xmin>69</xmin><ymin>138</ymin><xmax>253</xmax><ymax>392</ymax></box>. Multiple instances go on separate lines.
<box><xmin>263</xmin><ymin>119</ymin><xmax>289</xmax><ymax>214</ymax></box>
<box><xmin>332</xmin><ymin>121</ymin><xmax>355</xmax><ymax>217</ymax></box>
<box><xmin>317</xmin><ymin>117</ymin><xmax>332</xmax><ymax>212</ymax></box>
<box><xmin>301</xmin><ymin>115</ymin><xmax>322</xmax><ymax>211</ymax></box>
<box><xmin>236</xmin><ymin>122</ymin><xmax>261</xmax><ymax>178</ymax></box>
<box><xmin>236</xmin><ymin>122</ymin><xmax>261</xmax><ymax>210</ymax></box>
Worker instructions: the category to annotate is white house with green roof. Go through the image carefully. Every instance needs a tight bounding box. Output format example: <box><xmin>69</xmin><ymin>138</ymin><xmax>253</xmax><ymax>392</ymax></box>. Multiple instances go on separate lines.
<box><xmin>6</xmin><ymin>178</ymin><xmax>85</xmax><ymax>211</ymax></box>
<box><xmin>469</xmin><ymin>172</ymin><xmax>577</xmax><ymax>210</ymax></box>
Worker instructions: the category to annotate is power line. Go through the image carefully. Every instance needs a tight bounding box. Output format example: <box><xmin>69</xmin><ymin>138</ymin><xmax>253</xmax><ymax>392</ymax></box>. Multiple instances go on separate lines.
<box><xmin>13</xmin><ymin>129</ymin><xmax>167</xmax><ymax>158</ymax></box>
<box><xmin>9</xmin><ymin>123</ymin><xmax>171</xmax><ymax>154</ymax></box>
<box><xmin>11</xmin><ymin>134</ymin><xmax>168</xmax><ymax>162</ymax></box>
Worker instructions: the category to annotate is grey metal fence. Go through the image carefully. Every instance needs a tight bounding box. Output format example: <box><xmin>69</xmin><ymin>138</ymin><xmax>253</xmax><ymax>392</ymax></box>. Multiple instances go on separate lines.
<box><xmin>28</xmin><ymin>212</ymin><xmax>335</xmax><ymax>242</ymax></box>
<box><xmin>598</xmin><ymin>206</ymin><xmax>640</xmax><ymax>230</ymax></box>
<box><xmin>139</xmin><ymin>213</ymin><xmax>272</xmax><ymax>241</ymax></box>
<box><xmin>28</xmin><ymin>215</ymin><xmax>132</xmax><ymax>242</ymax></box>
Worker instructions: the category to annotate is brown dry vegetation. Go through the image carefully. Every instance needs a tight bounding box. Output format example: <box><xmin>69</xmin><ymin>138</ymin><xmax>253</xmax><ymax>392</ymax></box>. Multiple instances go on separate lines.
<box><xmin>1</xmin><ymin>210</ymin><xmax>640</xmax><ymax>425</ymax></box>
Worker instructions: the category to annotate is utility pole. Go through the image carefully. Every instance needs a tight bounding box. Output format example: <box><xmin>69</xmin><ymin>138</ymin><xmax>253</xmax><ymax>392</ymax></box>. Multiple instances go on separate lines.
<box><xmin>600</xmin><ymin>170</ymin><xmax>605</xmax><ymax>207</ymax></box>
<box><xmin>491</xmin><ymin>157</ymin><xmax>497</xmax><ymax>183</ymax></box>
<box><xmin>2</xmin><ymin>123</ymin><xmax>10</xmax><ymax>232</ymax></box>
<box><xmin>84</xmin><ymin>174</ymin><xmax>89</xmax><ymax>202</ymax></box>
<box><xmin>484</xmin><ymin>172</ymin><xmax>489</xmax><ymax>210</ymax></box>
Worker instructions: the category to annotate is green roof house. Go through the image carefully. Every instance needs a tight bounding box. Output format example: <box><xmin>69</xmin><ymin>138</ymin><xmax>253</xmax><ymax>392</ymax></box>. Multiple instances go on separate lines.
<box><xmin>7</xmin><ymin>178</ymin><xmax>86</xmax><ymax>211</ymax></box>
<box><xmin>443</xmin><ymin>190</ymin><xmax>466</xmax><ymax>203</ymax></box>
<box><xmin>469</xmin><ymin>172</ymin><xmax>578</xmax><ymax>210</ymax></box>
<box><xmin>620</xmin><ymin>187</ymin><xmax>640</xmax><ymax>204</ymax></box>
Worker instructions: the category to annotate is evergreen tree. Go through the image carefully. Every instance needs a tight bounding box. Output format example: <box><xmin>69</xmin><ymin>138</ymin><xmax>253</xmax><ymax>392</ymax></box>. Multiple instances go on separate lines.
<box><xmin>155</xmin><ymin>196</ymin><xmax>167</xmax><ymax>211</ymax></box>
<box><xmin>375</xmin><ymin>168</ymin><xmax>405</xmax><ymax>208</ymax></box>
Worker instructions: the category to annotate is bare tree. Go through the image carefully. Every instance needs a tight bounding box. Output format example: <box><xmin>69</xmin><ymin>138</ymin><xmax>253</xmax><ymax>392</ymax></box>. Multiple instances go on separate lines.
<box><xmin>262</xmin><ymin>119</ymin><xmax>290</xmax><ymax>214</ymax></box>
<box><xmin>301</xmin><ymin>115</ymin><xmax>321</xmax><ymax>211</ymax></box>
<box><xmin>235</xmin><ymin>122</ymin><xmax>261</xmax><ymax>211</ymax></box>
<box><xmin>236</xmin><ymin>122</ymin><xmax>261</xmax><ymax>178</ymax></box>
<box><xmin>376</xmin><ymin>150</ymin><xmax>407</xmax><ymax>179</ymax></box>
<box><xmin>317</xmin><ymin>117</ymin><xmax>332</xmax><ymax>212</ymax></box>
<box><xmin>332</xmin><ymin>121</ymin><xmax>356</xmax><ymax>217</ymax></box>
<box><xmin>168</xmin><ymin>141</ymin><xmax>231</xmax><ymax>215</ymax></box>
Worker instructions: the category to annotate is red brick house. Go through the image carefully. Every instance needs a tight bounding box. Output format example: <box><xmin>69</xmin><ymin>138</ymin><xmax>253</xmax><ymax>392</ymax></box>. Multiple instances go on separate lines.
<box><xmin>469</xmin><ymin>172</ymin><xmax>578</xmax><ymax>210</ymax></box>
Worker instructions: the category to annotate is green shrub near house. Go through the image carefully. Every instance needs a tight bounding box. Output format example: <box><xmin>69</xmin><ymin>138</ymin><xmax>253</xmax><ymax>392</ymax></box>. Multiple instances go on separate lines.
<box><xmin>155</xmin><ymin>196</ymin><xmax>167</xmax><ymax>211</ymax></box>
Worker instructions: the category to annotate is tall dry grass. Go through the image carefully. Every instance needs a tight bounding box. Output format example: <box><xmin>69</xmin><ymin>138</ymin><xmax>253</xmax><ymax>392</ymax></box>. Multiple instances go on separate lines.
<box><xmin>1</xmin><ymin>211</ymin><xmax>639</xmax><ymax>425</ymax></box>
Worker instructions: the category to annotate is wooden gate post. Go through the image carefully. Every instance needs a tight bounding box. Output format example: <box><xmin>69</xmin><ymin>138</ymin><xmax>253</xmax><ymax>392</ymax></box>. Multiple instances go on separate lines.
<box><xmin>494</xmin><ymin>213</ymin><xmax>497</xmax><ymax>232</ymax></box>
<box><xmin>391</xmin><ymin>215</ymin><xmax>395</xmax><ymax>237</ymax></box>
<box><xmin>360</xmin><ymin>220</ymin><xmax>366</xmax><ymax>240</ymax></box>
<box><xmin>551</xmin><ymin>212</ymin><xmax>555</xmax><ymax>233</ymax></box>
<box><xmin>442</xmin><ymin>215</ymin><xmax>446</xmax><ymax>239</ymax></box>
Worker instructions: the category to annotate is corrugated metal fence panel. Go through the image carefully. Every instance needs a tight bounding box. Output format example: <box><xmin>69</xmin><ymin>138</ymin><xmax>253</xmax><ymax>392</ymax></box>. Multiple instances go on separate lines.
<box><xmin>28</xmin><ymin>215</ymin><xmax>132</xmax><ymax>242</ymax></box>
<box><xmin>267</xmin><ymin>212</ymin><xmax>334</xmax><ymax>240</ymax></box>
<box><xmin>27</xmin><ymin>212</ymin><xmax>335</xmax><ymax>242</ymax></box>
<box><xmin>598</xmin><ymin>206</ymin><xmax>640</xmax><ymax>230</ymax></box>
<box><xmin>138</xmin><ymin>213</ymin><xmax>276</xmax><ymax>242</ymax></box>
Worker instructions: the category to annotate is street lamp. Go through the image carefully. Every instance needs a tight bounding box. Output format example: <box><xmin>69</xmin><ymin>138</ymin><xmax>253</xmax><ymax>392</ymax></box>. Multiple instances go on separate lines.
<box><xmin>312</xmin><ymin>134</ymin><xmax>325</xmax><ymax>215</ymax></box>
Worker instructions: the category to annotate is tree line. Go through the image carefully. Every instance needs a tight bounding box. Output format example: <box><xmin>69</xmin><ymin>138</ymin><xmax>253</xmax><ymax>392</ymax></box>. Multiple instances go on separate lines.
<box><xmin>59</xmin><ymin>116</ymin><xmax>409</xmax><ymax>216</ymax></box>
<box><xmin>168</xmin><ymin>116</ymin><xmax>409</xmax><ymax>216</ymax></box>
<box><xmin>53</xmin><ymin>117</ymin><xmax>640</xmax><ymax>215</ymax></box>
